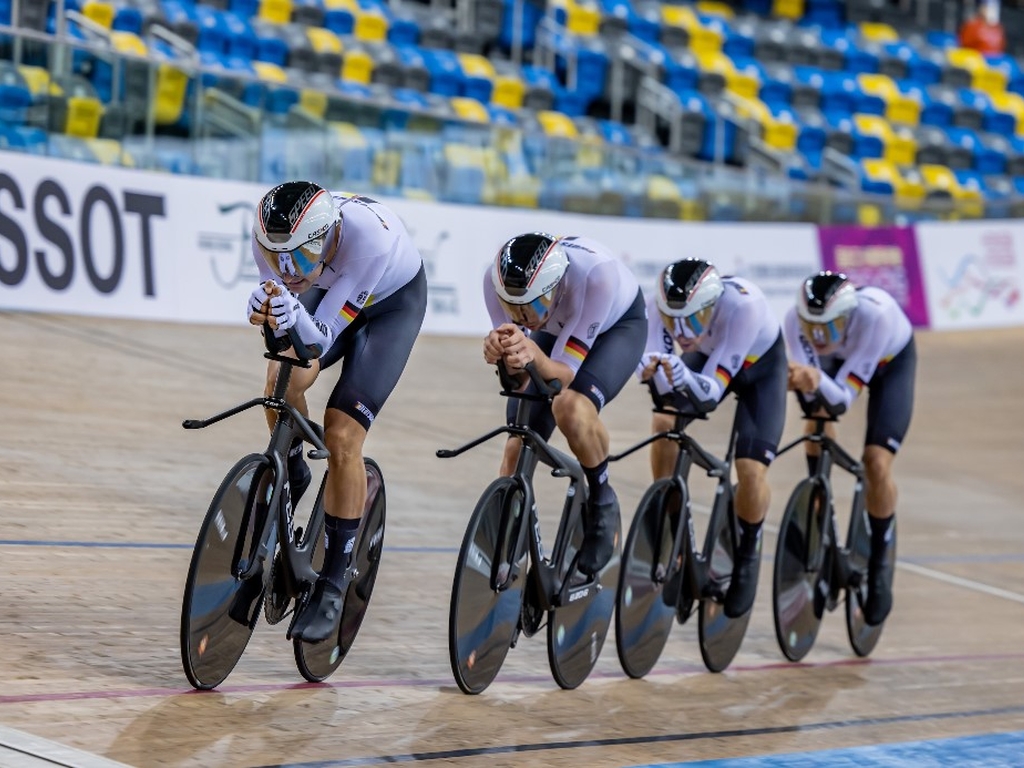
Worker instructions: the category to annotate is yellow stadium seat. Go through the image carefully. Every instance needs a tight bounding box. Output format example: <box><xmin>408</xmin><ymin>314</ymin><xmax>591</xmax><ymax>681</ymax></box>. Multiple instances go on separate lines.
<box><xmin>86</xmin><ymin>138</ymin><xmax>134</xmax><ymax>166</ymax></box>
<box><xmin>154</xmin><ymin>64</ymin><xmax>189</xmax><ymax>125</ymax></box>
<box><xmin>696</xmin><ymin>1</ymin><xmax>735</xmax><ymax>19</ymax></box>
<box><xmin>258</xmin><ymin>0</ymin><xmax>292</xmax><ymax>24</ymax></box>
<box><xmin>491</xmin><ymin>74</ymin><xmax>525</xmax><ymax>110</ymax></box>
<box><xmin>989</xmin><ymin>91</ymin><xmax>1024</xmax><ymax>135</ymax></box>
<box><xmin>699</xmin><ymin>52</ymin><xmax>758</xmax><ymax>99</ymax></box>
<box><xmin>17</xmin><ymin>65</ymin><xmax>52</xmax><ymax>98</ymax></box>
<box><xmin>372</xmin><ymin>148</ymin><xmax>400</xmax><ymax>190</ymax></box>
<box><xmin>253</xmin><ymin>61</ymin><xmax>288</xmax><ymax>83</ymax></box>
<box><xmin>947</xmin><ymin>48</ymin><xmax>1007</xmax><ymax>95</ymax></box>
<box><xmin>298</xmin><ymin>89</ymin><xmax>327</xmax><ymax>118</ymax></box>
<box><xmin>552</xmin><ymin>0</ymin><xmax>601</xmax><ymax>36</ymax></box>
<box><xmin>450</xmin><ymin>96</ymin><xmax>490</xmax><ymax>123</ymax></box>
<box><xmin>342</xmin><ymin>48</ymin><xmax>373</xmax><ymax>83</ymax></box>
<box><xmin>330</xmin><ymin>121</ymin><xmax>368</xmax><ymax>149</ymax></box>
<box><xmin>859</xmin><ymin>22</ymin><xmax>898</xmax><ymax>42</ymax></box>
<box><xmin>772</xmin><ymin>0</ymin><xmax>804</xmax><ymax>20</ymax></box>
<box><xmin>457</xmin><ymin>53</ymin><xmax>496</xmax><ymax>80</ymax></box>
<box><xmin>82</xmin><ymin>0</ymin><xmax>115</xmax><ymax>28</ymax></box>
<box><xmin>324</xmin><ymin>0</ymin><xmax>358</xmax><ymax>9</ymax></box>
<box><xmin>307</xmin><ymin>27</ymin><xmax>343</xmax><ymax>54</ymax></box>
<box><xmin>353</xmin><ymin>10</ymin><xmax>389</xmax><ymax>42</ymax></box>
<box><xmin>857</xmin><ymin>204</ymin><xmax>883</xmax><ymax>226</ymax></box>
<box><xmin>735</xmin><ymin>97</ymin><xmax>797</xmax><ymax>151</ymax></box>
<box><xmin>919</xmin><ymin>163</ymin><xmax>984</xmax><ymax>218</ymax></box>
<box><xmin>63</xmin><ymin>96</ymin><xmax>104</xmax><ymax>138</ymax></box>
<box><xmin>861</xmin><ymin>158</ymin><xmax>924</xmax><ymax>209</ymax></box>
<box><xmin>854</xmin><ymin>114</ymin><xmax>916</xmax><ymax>165</ymax></box>
<box><xmin>537</xmin><ymin>110</ymin><xmax>578</xmax><ymax>138</ymax></box>
<box><xmin>110</xmin><ymin>31</ymin><xmax>147</xmax><ymax>56</ymax></box>
<box><xmin>661</xmin><ymin>5</ymin><xmax>722</xmax><ymax>55</ymax></box>
<box><xmin>858</xmin><ymin>73</ymin><xmax>921</xmax><ymax>126</ymax></box>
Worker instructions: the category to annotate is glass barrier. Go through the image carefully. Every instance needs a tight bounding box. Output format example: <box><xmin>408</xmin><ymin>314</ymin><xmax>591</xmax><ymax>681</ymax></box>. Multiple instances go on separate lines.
<box><xmin>1</xmin><ymin>18</ymin><xmax>1019</xmax><ymax>225</ymax></box>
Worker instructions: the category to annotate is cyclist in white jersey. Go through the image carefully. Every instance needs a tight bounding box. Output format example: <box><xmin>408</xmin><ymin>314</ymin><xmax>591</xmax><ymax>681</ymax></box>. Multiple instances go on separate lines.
<box><xmin>247</xmin><ymin>181</ymin><xmax>427</xmax><ymax>643</ymax></box>
<box><xmin>784</xmin><ymin>271</ymin><xmax>916</xmax><ymax>626</ymax></box>
<box><xmin>636</xmin><ymin>259</ymin><xmax>788</xmax><ymax>618</ymax></box>
<box><xmin>483</xmin><ymin>233</ymin><xmax>647</xmax><ymax>576</ymax></box>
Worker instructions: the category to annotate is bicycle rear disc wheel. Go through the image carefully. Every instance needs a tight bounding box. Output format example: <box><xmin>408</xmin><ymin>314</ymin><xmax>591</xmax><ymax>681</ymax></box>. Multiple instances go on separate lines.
<box><xmin>547</xmin><ymin>509</ymin><xmax>622</xmax><ymax>690</ymax></box>
<box><xmin>845</xmin><ymin>509</ymin><xmax>896</xmax><ymax>657</ymax></box>
<box><xmin>180</xmin><ymin>454</ymin><xmax>272</xmax><ymax>690</ymax></box>
<box><xmin>698</xmin><ymin>489</ymin><xmax>754</xmax><ymax>673</ymax></box>
<box><xmin>772</xmin><ymin>479</ymin><xmax>831</xmax><ymax>662</ymax></box>
<box><xmin>615</xmin><ymin>480</ymin><xmax>680</xmax><ymax>679</ymax></box>
<box><xmin>295</xmin><ymin>459</ymin><xmax>387</xmax><ymax>682</ymax></box>
<box><xmin>449</xmin><ymin>478</ymin><xmax>528</xmax><ymax>694</ymax></box>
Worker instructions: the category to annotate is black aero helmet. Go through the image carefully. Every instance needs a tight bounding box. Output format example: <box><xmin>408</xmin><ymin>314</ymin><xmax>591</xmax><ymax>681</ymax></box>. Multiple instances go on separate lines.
<box><xmin>796</xmin><ymin>271</ymin><xmax>857</xmax><ymax>349</ymax></box>
<box><xmin>254</xmin><ymin>180</ymin><xmax>339</xmax><ymax>279</ymax></box>
<box><xmin>491</xmin><ymin>232</ymin><xmax>568</xmax><ymax>327</ymax></box>
<box><xmin>656</xmin><ymin>258</ymin><xmax>724</xmax><ymax>338</ymax></box>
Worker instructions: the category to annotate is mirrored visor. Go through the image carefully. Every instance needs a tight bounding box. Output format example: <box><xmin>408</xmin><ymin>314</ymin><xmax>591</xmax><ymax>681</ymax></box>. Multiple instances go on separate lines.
<box><xmin>799</xmin><ymin>316</ymin><xmax>847</xmax><ymax>348</ymax></box>
<box><xmin>256</xmin><ymin>239</ymin><xmax>326</xmax><ymax>280</ymax></box>
<box><xmin>499</xmin><ymin>292</ymin><xmax>554</xmax><ymax>328</ymax></box>
<box><xmin>659</xmin><ymin>305</ymin><xmax>712</xmax><ymax>341</ymax></box>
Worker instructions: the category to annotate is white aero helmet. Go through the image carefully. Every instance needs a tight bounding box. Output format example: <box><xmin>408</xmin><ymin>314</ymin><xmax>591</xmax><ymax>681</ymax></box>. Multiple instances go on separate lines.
<box><xmin>491</xmin><ymin>232</ymin><xmax>569</xmax><ymax>328</ymax></box>
<box><xmin>253</xmin><ymin>181</ymin><xmax>339</xmax><ymax>280</ymax></box>
<box><xmin>656</xmin><ymin>258</ymin><xmax>724</xmax><ymax>339</ymax></box>
<box><xmin>796</xmin><ymin>271</ymin><xmax>857</xmax><ymax>350</ymax></box>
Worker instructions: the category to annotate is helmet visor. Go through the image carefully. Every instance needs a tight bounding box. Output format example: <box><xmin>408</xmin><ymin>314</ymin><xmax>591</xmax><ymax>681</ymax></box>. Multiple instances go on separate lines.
<box><xmin>660</xmin><ymin>305</ymin><xmax>712</xmax><ymax>341</ymax></box>
<box><xmin>800</xmin><ymin>316</ymin><xmax>847</xmax><ymax>349</ymax></box>
<box><xmin>256</xmin><ymin>231</ymin><xmax>331</xmax><ymax>280</ymax></box>
<box><xmin>499</xmin><ymin>292</ymin><xmax>554</xmax><ymax>328</ymax></box>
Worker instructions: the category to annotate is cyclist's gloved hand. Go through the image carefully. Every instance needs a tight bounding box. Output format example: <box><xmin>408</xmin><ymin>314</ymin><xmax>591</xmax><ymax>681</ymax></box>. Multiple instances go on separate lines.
<box><xmin>664</xmin><ymin>354</ymin><xmax>689</xmax><ymax>389</ymax></box>
<box><xmin>635</xmin><ymin>352</ymin><xmax>663</xmax><ymax>382</ymax></box>
<box><xmin>247</xmin><ymin>280</ymin><xmax>284</xmax><ymax>325</ymax></box>
<box><xmin>650</xmin><ymin>365</ymin><xmax>674</xmax><ymax>395</ymax></box>
<box><xmin>269</xmin><ymin>292</ymin><xmax>303</xmax><ymax>331</ymax></box>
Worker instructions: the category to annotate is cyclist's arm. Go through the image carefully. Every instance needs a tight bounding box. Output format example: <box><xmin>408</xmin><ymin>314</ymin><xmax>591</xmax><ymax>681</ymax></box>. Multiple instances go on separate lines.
<box><xmin>290</xmin><ymin>246</ymin><xmax>392</xmax><ymax>356</ymax></box>
<box><xmin>827</xmin><ymin>313</ymin><xmax>887</xmax><ymax>407</ymax></box>
<box><xmin>680</xmin><ymin>301</ymin><xmax>760</xmax><ymax>408</ymax></box>
<box><xmin>548</xmin><ymin>262</ymin><xmax>617</xmax><ymax>381</ymax></box>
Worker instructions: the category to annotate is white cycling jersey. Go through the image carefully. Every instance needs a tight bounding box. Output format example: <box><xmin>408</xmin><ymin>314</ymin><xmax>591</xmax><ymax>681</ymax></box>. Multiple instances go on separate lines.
<box><xmin>643</xmin><ymin>276</ymin><xmax>781</xmax><ymax>406</ymax></box>
<box><xmin>252</xmin><ymin>193</ymin><xmax>422</xmax><ymax>353</ymax></box>
<box><xmin>483</xmin><ymin>235</ymin><xmax>641</xmax><ymax>373</ymax></box>
<box><xmin>784</xmin><ymin>286</ymin><xmax>913</xmax><ymax>410</ymax></box>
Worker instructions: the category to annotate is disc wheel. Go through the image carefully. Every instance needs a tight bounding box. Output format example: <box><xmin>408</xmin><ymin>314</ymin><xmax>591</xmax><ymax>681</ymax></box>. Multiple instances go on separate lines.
<box><xmin>294</xmin><ymin>458</ymin><xmax>387</xmax><ymax>682</ymax></box>
<box><xmin>449</xmin><ymin>478</ymin><xmax>529</xmax><ymax>694</ymax></box>
<box><xmin>772</xmin><ymin>479</ymin><xmax>831</xmax><ymax>662</ymax></box>
<box><xmin>547</xmin><ymin>504</ymin><xmax>621</xmax><ymax>690</ymax></box>
<box><xmin>845</xmin><ymin>508</ymin><xmax>896</xmax><ymax>657</ymax></box>
<box><xmin>615</xmin><ymin>480</ymin><xmax>682</xmax><ymax>679</ymax></box>
<box><xmin>698</xmin><ymin>488</ymin><xmax>755</xmax><ymax>673</ymax></box>
<box><xmin>180</xmin><ymin>454</ymin><xmax>273</xmax><ymax>690</ymax></box>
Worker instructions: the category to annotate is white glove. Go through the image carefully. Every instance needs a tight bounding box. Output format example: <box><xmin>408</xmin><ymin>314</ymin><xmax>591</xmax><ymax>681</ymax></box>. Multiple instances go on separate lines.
<box><xmin>269</xmin><ymin>292</ymin><xmax>303</xmax><ymax>331</ymax></box>
<box><xmin>635</xmin><ymin>351</ymin><xmax>663</xmax><ymax>381</ymax></box>
<box><xmin>650</xmin><ymin>366</ymin><xmax>674</xmax><ymax>395</ymax></box>
<box><xmin>247</xmin><ymin>283</ymin><xmax>271</xmax><ymax>324</ymax></box>
<box><xmin>664</xmin><ymin>354</ymin><xmax>689</xmax><ymax>389</ymax></box>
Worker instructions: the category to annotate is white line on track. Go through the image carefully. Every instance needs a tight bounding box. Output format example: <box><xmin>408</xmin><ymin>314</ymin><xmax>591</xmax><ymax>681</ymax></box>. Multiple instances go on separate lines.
<box><xmin>0</xmin><ymin>725</ymin><xmax>133</xmax><ymax>768</ymax></box>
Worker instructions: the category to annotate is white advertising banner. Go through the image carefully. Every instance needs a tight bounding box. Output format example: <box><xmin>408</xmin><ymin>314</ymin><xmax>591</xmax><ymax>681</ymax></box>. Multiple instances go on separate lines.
<box><xmin>916</xmin><ymin>220</ymin><xmax>1024</xmax><ymax>331</ymax></box>
<box><xmin>0</xmin><ymin>151</ymin><xmax>822</xmax><ymax>336</ymax></box>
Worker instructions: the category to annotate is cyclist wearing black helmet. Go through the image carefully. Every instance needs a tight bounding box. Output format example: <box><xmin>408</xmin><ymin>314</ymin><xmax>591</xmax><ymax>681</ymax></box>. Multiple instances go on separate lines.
<box><xmin>247</xmin><ymin>181</ymin><xmax>427</xmax><ymax>643</ymax></box>
<box><xmin>637</xmin><ymin>258</ymin><xmax>788</xmax><ymax>618</ymax></box>
<box><xmin>785</xmin><ymin>271</ymin><xmax>916</xmax><ymax>626</ymax></box>
<box><xmin>483</xmin><ymin>233</ymin><xmax>647</xmax><ymax>576</ymax></box>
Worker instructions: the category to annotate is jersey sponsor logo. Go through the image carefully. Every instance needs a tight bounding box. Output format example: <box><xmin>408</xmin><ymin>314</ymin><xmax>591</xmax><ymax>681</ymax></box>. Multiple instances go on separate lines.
<box><xmin>355</xmin><ymin>401</ymin><xmax>376</xmax><ymax>423</ymax></box>
<box><xmin>587</xmin><ymin>322</ymin><xmax>599</xmax><ymax>339</ymax></box>
<box><xmin>565</xmin><ymin>336</ymin><xmax>590</xmax><ymax>362</ymax></box>
<box><xmin>697</xmin><ymin>377</ymin><xmax>710</xmax><ymax>393</ymax></box>
<box><xmin>589</xmin><ymin>384</ymin><xmax>606</xmax><ymax>408</ymax></box>
<box><xmin>731</xmin><ymin>354</ymin><xmax>740</xmax><ymax>369</ymax></box>
<box><xmin>357</xmin><ymin>289</ymin><xmax>369</xmax><ymax>304</ymax></box>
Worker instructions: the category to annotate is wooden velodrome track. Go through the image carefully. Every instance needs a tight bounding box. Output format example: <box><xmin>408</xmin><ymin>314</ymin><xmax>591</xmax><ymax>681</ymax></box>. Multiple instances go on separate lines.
<box><xmin>1</xmin><ymin>310</ymin><xmax>1023</xmax><ymax>768</ymax></box>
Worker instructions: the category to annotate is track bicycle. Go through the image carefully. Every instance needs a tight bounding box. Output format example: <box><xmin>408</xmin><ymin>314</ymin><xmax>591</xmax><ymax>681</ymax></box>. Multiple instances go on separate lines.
<box><xmin>610</xmin><ymin>393</ymin><xmax>755</xmax><ymax>677</ymax></box>
<box><xmin>438</xmin><ymin>362</ymin><xmax>621</xmax><ymax>694</ymax></box>
<box><xmin>179</xmin><ymin>325</ymin><xmax>387</xmax><ymax>690</ymax></box>
<box><xmin>772</xmin><ymin>394</ymin><xmax>896</xmax><ymax>662</ymax></box>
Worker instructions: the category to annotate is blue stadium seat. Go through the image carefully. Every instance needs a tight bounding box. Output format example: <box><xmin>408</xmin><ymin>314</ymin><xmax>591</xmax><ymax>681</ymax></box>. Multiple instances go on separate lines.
<box><xmin>421</xmin><ymin>48</ymin><xmax>467</xmax><ymax>97</ymax></box>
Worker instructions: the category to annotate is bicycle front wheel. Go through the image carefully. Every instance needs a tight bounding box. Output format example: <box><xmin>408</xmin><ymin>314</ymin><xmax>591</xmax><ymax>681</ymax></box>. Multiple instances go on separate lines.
<box><xmin>845</xmin><ymin>508</ymin><xmax>896</xmax><ymax>657</ymax></box>
<box><xmin>180</xmin><ymin>454</ymin><xmax>273</xmax><ymax>690</ymax></box>
<box><xmin>295</xmin><ymin>458</ymin><xmax>387</xmax><ymax>682</ymax></box>
<box><xmin>449</xmin><ymin>477</ymin><xmax>528</xmax><ymax>694</ymax></box>
<box><xmin>615</xmin><ymin>480</ymin><xmax>681</xmax><ymax>679</ymax></box>
<box><xmin>772</xmin><ymin>479</ymin><xmax>831</xmax><ymax>662</ymax></box>
<box><xmin>546</xmin><ymin>509</ymin><xmax>621</xmax><ymax>690</ymax></box>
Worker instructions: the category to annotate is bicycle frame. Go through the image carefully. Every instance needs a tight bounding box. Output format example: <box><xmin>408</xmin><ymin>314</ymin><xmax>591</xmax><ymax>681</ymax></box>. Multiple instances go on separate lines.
<box><xmin>182</xmin><ymin>327</ymin><xmax>330</xmax><ymax>589</ymax></box>
<box><xmin>775</xmin><ymin>414</ymin><xmax>866</xmax><ymax>596</ymax></box>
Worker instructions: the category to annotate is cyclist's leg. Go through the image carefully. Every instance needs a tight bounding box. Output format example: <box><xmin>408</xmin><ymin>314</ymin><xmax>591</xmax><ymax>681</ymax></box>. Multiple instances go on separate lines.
<box><xmin>650</xmin><ymin>411</ymin><xmax>677</xmax><ymax>480</ymax></box>
<box><xmin>861</xmin><ymin>337</ymin><xmax>916</xmax><ymax>625</ymax></box>
<box><xmin>499</xmin><ymin>331</ymin><xmax>558</xmax><ymax>477</ymax></box>
<box><xmin>724</xmin><ymin>334</ymin><xmax>788</xmax><ymax>617</ymax></box>
<box><xmin>294</xmin><ymin>268</ymin><xmax>427</xmax><ymax>642</ymax></box>
<box><xmin>559</xmin><ymin>290</ymin><xmax>647</xmax><ymax>575</ymax></box>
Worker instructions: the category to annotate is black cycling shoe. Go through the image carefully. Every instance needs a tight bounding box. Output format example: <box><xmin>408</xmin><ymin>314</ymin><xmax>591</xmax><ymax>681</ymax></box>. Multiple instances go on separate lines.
<box><xmin>723</xmin><ymin>545</ymin><xmax>761</xmax><ymax>618</ymax></box>
<box><xmin>577</xmin><ymin>493</ymin><xmax>620</xmax><ymax>577</ymax></box>
<box><xmin>289</xmin><ymin>458</ymin><xmax>312</xmax><ymax>508</ymax></box>
<box><xmin>863</xmin><ymin>556</ymin><xmax>893</xmax><ymax>626</ymax></box>
<box><xmin>292</xmin><ymin>578</ymin><xmax>345</xmax><ymax>644</ymax></box>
